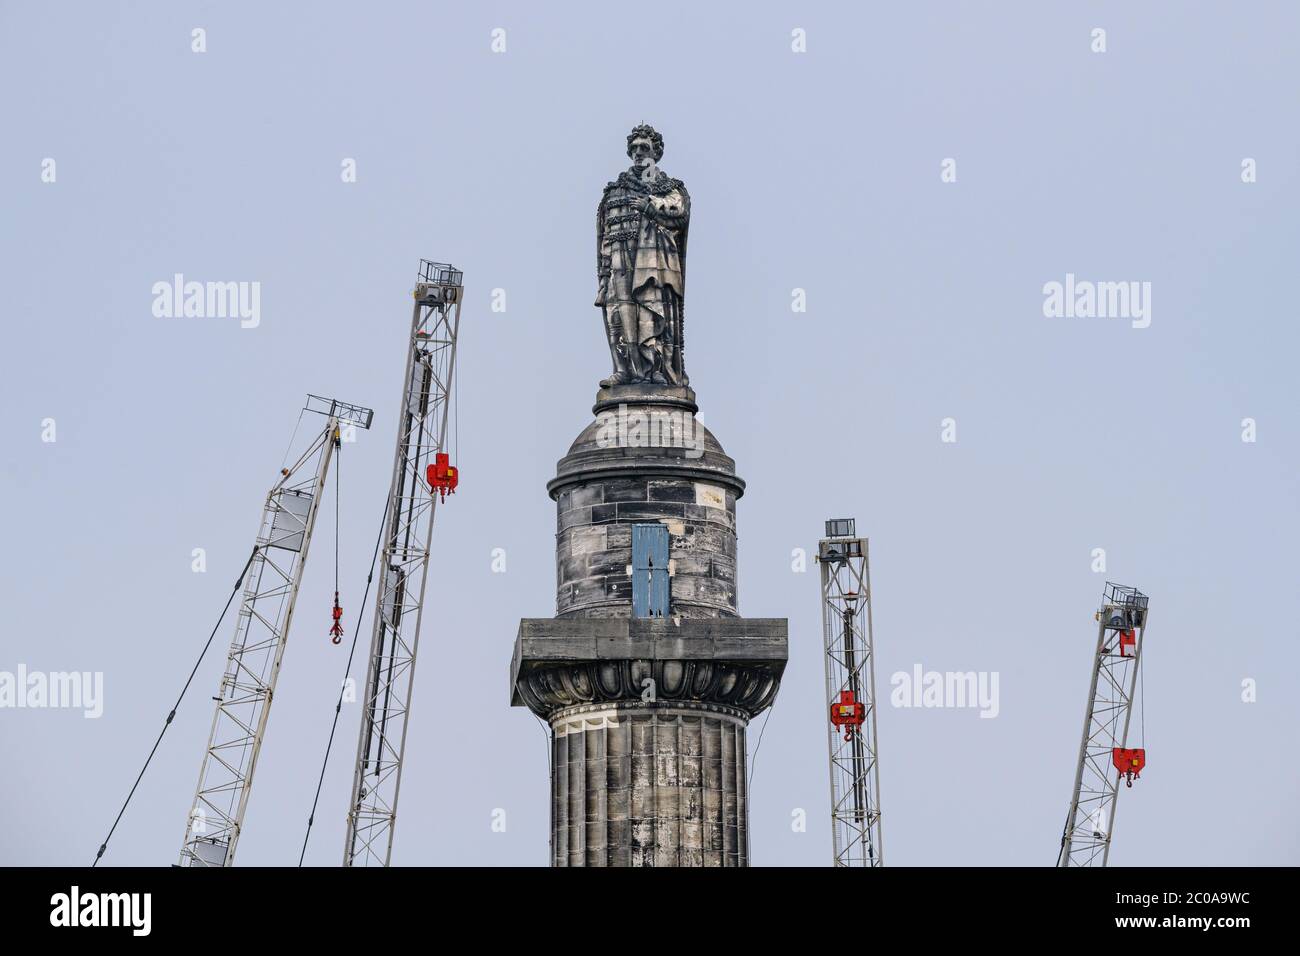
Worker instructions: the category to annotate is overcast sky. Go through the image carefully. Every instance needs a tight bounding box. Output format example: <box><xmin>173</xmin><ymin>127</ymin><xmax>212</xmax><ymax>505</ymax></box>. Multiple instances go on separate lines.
<box><xmin>2</xmin><ymin>1</ymin><xmax>1297</xmax><ymax>866</ymax></box>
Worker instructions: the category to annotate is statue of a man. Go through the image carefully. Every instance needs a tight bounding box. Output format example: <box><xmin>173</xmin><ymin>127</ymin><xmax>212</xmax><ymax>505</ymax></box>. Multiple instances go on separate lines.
<box><xmin>596</xmin><ymin>124</ymin><xmax>690</xmax><ymax>387</ymax></box>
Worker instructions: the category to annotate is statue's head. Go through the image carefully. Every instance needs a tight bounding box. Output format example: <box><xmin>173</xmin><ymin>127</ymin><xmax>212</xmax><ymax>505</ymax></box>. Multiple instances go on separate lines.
<box><xmin>626</xmin><ymin>124</ymin><xmax>664</xmax><ymax>173</ymax></box>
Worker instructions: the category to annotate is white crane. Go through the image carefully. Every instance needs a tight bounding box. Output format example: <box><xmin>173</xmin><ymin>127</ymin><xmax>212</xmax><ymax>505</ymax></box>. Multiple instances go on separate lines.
<box><xmin>817</xmin><ymin>518</ymin><xmax>884</xmax><ymax>867</ymax></box>
<box><xmin>1058</xmin><ymin>582</ymin><xmax>1150</xmax><ymax>867</ymax></box>
<box><xmin>179</xmin><ymin>395</ymin><xmax>372</xmax><ymax>867</ymax></box>
<box><xmin>343</xmin><ymin>261</ymin><xmax>462</xmax><ymax>866</ymax></box>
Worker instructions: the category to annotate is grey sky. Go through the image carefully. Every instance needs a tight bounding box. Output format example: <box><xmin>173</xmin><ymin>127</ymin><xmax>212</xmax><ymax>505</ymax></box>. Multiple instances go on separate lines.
<box><xmin>2</xmin><ymin>1</ymin><xmax>1297</xmax><ymax>866</ymax></box>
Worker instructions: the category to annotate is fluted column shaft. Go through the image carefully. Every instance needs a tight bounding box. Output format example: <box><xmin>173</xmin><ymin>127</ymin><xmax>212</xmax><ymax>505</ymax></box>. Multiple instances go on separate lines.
<box><xmin>550</xmin><ymin>704</ymin><xmax>747</xmax><ymax>867</ymax></box>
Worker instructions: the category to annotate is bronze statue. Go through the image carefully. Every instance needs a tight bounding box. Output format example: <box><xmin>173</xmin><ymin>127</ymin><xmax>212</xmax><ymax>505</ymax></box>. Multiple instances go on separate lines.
<box><xmin>596</xmin><ymin>124</ymin><xmax>690</xmax><ymax>387</ymax></box>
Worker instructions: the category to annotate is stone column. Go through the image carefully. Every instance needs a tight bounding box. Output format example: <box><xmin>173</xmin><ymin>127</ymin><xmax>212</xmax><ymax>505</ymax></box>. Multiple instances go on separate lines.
<box><xmin>550</xmin><ymin>704</ymin><xmax>747</xmax><ymax>867</ymax></box>
<box><xmin>511</xmin><ymin>384</ymin><xmax>788</xmax><ymax>867</ymax></box>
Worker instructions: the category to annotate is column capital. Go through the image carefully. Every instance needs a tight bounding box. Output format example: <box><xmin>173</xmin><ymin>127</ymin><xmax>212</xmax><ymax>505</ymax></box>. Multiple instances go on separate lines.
<box><xmin>511</xmin><ymin>617</ymin><xmax>788</xmax><ymax>720</ymax></box>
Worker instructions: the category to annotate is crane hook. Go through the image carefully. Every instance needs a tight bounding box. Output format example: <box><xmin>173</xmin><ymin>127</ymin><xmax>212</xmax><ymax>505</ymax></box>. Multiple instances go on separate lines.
<box><xmin>329</xmin><ymin>591</ymin><xmax>344</xmax><ymax>645</ymax></box>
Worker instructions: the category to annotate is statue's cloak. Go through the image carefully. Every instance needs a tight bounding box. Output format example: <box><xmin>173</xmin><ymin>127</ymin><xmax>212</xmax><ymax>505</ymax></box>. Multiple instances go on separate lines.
<box><xmin>596</xmin><ymin>169</ymin><xmax>690</xmax><ymax>313</ymax></box>
<box><xmin>595</xmin><ymin>167</ymin><xmax>691</xmax><ymax>384</ymax></box>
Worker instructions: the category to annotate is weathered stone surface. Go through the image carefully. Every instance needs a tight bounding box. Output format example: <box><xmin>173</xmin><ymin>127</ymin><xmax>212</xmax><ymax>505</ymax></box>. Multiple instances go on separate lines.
<box><xmin>550</xmin><ymin>706</ymin><xmax>748</xmax><ymax>867</ymax></box>
<box><xmin>596</xmin><ymin>126</ymin><xmax>691</xmax><ymax>389</ymax></box>
<box><xmin>552</xmin><ymin>433</ymin><xmax>741</xmax><ymax>618</ymax></box>
<box><xmin>513</xmin><ymin>611</ymin><xmax>783</xmax><ymax>867</ymax></box>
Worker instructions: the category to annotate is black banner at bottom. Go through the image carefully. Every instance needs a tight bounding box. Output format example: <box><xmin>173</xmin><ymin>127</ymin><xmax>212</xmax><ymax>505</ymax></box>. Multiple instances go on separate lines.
<box><xmin>0</xmin><ymin>865</ymin><xmax>1275</xmax><ymax>941</ymax></box>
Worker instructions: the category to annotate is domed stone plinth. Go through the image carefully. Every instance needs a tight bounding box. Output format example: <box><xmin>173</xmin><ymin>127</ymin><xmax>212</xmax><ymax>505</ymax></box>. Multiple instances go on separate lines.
<box><xmin>549</xmin><ymin>386</ymin><xmax>744</xmax><ymax>620</ymax></box>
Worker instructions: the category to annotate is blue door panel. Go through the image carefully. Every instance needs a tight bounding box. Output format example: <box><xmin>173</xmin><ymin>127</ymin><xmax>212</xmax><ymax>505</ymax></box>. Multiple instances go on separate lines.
<box><xmin>631</xmin><ymin>523</ymin><xmax>670</xmax><ymax>617</ymax></box>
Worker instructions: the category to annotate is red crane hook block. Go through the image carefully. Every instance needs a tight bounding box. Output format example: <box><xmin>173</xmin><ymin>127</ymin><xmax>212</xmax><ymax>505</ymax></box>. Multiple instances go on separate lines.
<box><xmin>1118</xmin><ymin>629</ymin><xmax>1137</xmax><ymax>657</ymax></box>
<box><xmin>427</xmin><ymin>452</ymin><xmax>458</xmax><ymax>501</ymax></box>
<box><xmin>830</xmin><ymin>690</ymin><xmax>867</xmax><ymax>741</ymax></box>
<box><xmin>329</xmin><ymin>591</ymin><xmax>344</xmax><ymax>645</ymax></box>
<box><xmin>1113</xmin><ymin>747</ymin><xmax>1146</xmax><ymax>787</ymax></box>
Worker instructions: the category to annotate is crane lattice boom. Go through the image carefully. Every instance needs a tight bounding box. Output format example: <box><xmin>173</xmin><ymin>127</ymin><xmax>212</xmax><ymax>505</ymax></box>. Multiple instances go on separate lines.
<box><xmin>818</xmin><ymin>518</ymin><xmax>884</xmax><ymax>867</ymax></box>
<box><xmin>1058</xmin><ymin>582</ymin><xmax>1149</xmax><ymax>867</ymax></box>
<box><xmin>180</xmin><ymin>396</ymin><xmax>372</xmax><ymax>867</ymax></box>
<box><xmin>343</xmin><ymin>261</ymin><xmax>462</xmax><ymax>867</ymax></box>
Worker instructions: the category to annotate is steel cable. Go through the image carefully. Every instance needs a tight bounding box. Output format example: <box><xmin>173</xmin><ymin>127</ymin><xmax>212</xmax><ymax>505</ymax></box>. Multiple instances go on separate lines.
<box><xmin>92</xmin><ymin>546</ymin><xmax>259</xmax><ymax>866</ymax></box>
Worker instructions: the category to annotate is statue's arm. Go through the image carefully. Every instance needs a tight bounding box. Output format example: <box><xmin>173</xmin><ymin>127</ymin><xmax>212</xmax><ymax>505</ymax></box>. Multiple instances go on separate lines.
<box><xmin>647</xmin><ymin>186</ymin><xmax>690</xmax><ymax>231</ymax></box>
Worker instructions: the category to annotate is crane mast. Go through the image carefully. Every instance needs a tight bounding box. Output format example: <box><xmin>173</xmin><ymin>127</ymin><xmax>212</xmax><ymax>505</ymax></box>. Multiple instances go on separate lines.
<box><xmin>1058</xmin><ymin>582</ymin><xmax>1149</xmax><ymax>867</ymax></box>
<box><xmin>180</xmin><ymin>395</ymin><xmax>373</xmax><ymax>867</ymax></box>
<box><xmin>817</xmin><ymin>518</ymin><xmax>884</xmax><ymax>867</ymax></box>
<box><xmin>344</xmin><ymin>261</ymin><xmax>462</xmax><ymax>866</ymax></box>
